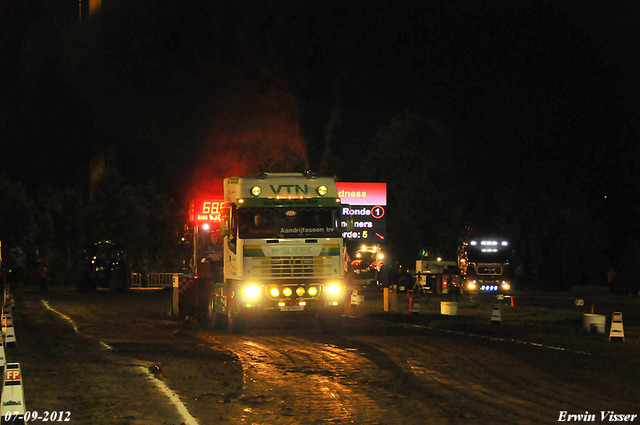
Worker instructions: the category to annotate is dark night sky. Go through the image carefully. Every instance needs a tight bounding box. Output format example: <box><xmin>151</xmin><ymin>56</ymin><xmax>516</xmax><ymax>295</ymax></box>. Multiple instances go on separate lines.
<box><xmin>2</xmin><ymin>0</ymin><xmax>640</xmax><ymax>209</ymax></box>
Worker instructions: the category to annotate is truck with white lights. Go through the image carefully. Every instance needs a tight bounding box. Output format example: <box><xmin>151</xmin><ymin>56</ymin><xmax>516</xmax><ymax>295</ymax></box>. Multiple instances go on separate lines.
<box><xmin>349</xmin><ymin>244</ymin><xmax>385</xmax><ymax>288</ymax></box>
<box><xmin>213</xmin><ymin>171</ymin><xmax>347</xmax><ymax>333</ymax></box>
<box><xmin>458</xmin><ymin>236</ymin><xmax>512</xmax><ymax>294</ymax></box>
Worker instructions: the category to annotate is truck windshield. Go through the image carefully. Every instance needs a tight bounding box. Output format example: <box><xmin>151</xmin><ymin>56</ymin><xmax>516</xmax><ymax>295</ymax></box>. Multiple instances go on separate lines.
<box><xmin>238</xmin><ymin>207</ymin><xmax>341</xmax><ymax>239</ymax></box>
<box><xmin>466</xmin><ymin>248</ymin><xmax>511</xmax><ymax>263</ymax></box>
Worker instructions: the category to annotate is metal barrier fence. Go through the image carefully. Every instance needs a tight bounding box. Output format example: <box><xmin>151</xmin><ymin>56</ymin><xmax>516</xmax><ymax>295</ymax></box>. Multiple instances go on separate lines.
<box><xmin>130</xmin><ymin>272</ymin><xmax>178</xmax><ymax>288</ymax></box>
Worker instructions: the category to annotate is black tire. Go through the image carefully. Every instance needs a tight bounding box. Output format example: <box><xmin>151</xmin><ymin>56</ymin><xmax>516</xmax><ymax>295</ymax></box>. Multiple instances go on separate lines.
<box><xmin>208</xmin><ymin>293</ymin><xmax>228</xmax><ymax>329</ymax></box>
<box><xmin>227</xmin><ymin>296</ymin><xmax>247</xmax><ymax>334</ymax></box>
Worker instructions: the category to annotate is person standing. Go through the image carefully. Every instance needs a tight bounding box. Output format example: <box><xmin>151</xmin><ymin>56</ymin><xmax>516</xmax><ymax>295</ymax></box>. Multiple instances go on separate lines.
<box><xmin>38</xmin><ymin>262</ymin><xmax>48</xmax><ymax>292</ymax></box>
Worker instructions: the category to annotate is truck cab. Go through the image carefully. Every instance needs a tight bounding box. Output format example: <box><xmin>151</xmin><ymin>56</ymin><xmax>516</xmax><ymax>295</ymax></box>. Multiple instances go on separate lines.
<box><xmin>213</xmin><ymin>172</ymin><xmax>347</xmax><ymax>333</ymax></box>
<box><xmin>77</xmin><ymin>241</ymin><xmax>130</xmax><ymax>292</ymax></box>
<box><xmin>458</xmin><ymin>238</ymin><xmax>511</xmax><ymax>294</ymax></box>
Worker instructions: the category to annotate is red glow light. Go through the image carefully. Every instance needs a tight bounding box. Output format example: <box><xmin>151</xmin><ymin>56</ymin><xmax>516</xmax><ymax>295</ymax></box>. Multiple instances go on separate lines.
<box><xmin>190</xmin><ymin>199</ymin><xmax>225</xmax><ymax>223</ymax></box>
<box><xmin>185</xmin><ymin>83</ymin><xmax>308</xmax><ymax>204</ymax></box>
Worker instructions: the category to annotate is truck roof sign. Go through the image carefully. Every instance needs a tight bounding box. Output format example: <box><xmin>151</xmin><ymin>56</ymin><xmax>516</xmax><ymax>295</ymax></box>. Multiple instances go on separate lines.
<box><xmin>225</xmin><ymin>173</ymin><xmax>340</xmax><ymax>205</ymax></box>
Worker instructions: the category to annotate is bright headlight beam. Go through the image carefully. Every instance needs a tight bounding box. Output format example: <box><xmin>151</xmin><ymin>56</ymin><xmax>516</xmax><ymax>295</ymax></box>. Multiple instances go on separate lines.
<box><xmin>241</xmin><ymin>285</ymin><xmax>261</xmax><ymax>298</ymax></box>
<box><xmin>325</xmin><ymin>284</ymin><xmax>342</xmax><ymax>295</ymax></box>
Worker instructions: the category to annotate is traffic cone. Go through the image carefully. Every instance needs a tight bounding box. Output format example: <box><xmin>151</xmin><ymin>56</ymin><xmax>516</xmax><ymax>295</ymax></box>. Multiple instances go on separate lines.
<box><xmin>0</xmin><ymin>337</ymin><xmax>5</xmax><ymax>372</ymax></box>
<box><xmin>411</xmin><ymin>297</ymin><xmax>420</xmax><ymax>315</ymax></box>
<box><xmin>2</xmin><ymin>306</ymin><xmax>11</xmax><ymax>321</ymax></box>
<box><xmin>2</xmin><ymin>315</ymin><xmax>15</xmax><ymax>347</ymax></box>
<box><xmin>3</xmin><ymin>293</ymin><xmax>14</xmax><ymax>310</ymax></box>
<box><xmin>609</xmin><ymin>312</ymin><xmax>625</xmax><ymax>342</ymax></box>
<box><xmin>350</xmin><ymin>290</ymin><xmax>363</xmax><ymax>307</ymax></box>
<box><xmin>491</xmin><ymin>301</ymin><xmax>501</xmax><ymax>325</ymax></box>
<box><xmin>1</xmin><ymin>363</ymin><xmax>26</xmax><ymax>424</ymax></box>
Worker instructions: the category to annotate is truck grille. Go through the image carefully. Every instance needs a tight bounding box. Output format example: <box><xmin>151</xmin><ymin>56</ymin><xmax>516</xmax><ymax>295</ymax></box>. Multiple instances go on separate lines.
<box><xmin>477</xmin><ymin>265</ymin><xmax>502</xmax><ymax>275</ymax></box>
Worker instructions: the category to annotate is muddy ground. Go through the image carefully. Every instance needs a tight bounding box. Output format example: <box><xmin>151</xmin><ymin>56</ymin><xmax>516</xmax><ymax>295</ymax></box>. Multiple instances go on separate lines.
<box><xmin>7</xmin><ymin>287</ymin><xmax>640</xmax><ymax>424</ymax></box>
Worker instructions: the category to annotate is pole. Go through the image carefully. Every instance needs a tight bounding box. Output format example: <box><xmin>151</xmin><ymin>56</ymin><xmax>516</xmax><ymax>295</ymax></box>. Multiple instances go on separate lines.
<box><xmin>193</xmin><ymin>224</ymin><xmax>198</xmax><ymax>276</ymax></box>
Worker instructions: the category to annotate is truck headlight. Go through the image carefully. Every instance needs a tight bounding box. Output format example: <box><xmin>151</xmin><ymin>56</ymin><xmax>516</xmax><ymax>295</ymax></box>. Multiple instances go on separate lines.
<box><xmin>269</xmin><ymin>287</ymin><xmax>280</xmax><ymax>297</ymax></box>
<box><xmin>241</xmin><ymin>285</ymin><xmax>262</xmax><ymax>298</ymax></box>
<box><xmin>308</xmin><ymin>286</ymin><xmax>319</xmax><ymax>296</ymax></box>
<box><xmin>325</xmin><ymin>284</ymin><xmax>343</xmax><ymax>295</ymax></box>
<box><xmin>283</xmin><ymin>287</ymin><xmax>293</xmax><ymax>297</ymax></box>
<box><xmin>296</xmin><ymin>287</ymin><xmax>305</xmax><ymax>296</ymax></box>
<box><xmin>501</xmin><ymin>282</ymin><xmax>511</xmax><ymax>291</ymax></box>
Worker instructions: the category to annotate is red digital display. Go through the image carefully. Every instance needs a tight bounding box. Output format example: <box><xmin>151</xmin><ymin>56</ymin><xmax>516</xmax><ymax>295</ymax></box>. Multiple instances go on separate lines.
<box><xmin>190</xmin><ymin>199</ymin><xmax>226</xmax><ymax>223</ymax></box>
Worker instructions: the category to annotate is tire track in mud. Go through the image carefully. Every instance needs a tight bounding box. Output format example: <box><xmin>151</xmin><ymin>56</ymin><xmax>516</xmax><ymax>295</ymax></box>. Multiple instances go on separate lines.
<box><xmin>208</xmin><ymin>323</ymin><xmax>640</xmax><ymax>425</ymax></box>
<box><xmin>352</xmin><ymin>333</ymin><xmax>639</xmax><ymax>424</ymax></box>
<box><xmin>36</xmin><ymin>289</ymin><xmax>639</xmax><ymax>425</ymax></box>
<box><xmin>215</xmin><ymin>335</ymin><xmax>398</xmax><ymax>424</ymax></box>
<box><xmin>210</xmin><ymin>331</ymin><xmax>485</xmax><ymax>425</ymax></box>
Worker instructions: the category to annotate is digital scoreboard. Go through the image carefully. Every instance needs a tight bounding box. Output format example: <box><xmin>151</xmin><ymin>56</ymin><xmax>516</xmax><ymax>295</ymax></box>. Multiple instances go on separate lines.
<box><xmin>336</xmin><ymin>182</ymin><xmax>387</xmax><ymax>241</ymax></box>
<box><xmin>190</xmin><ymin>199</ymin><xmax>225</xmax><ymax>223</ymax></box>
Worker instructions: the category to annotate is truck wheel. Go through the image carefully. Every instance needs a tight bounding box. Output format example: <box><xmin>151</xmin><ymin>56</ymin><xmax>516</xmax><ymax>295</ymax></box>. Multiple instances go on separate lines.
<box><xmin>208</xmin><ymin>296</ymin><xmax>228</xmax><ymax>329</ymax></box>
<box><xmin>226</xmin><ymin>297</ymin><xmax>247</xmax><ymax>334</ymax></box>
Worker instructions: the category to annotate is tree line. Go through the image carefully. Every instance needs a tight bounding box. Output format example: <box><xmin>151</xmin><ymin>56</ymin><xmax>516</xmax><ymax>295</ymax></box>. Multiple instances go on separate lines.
<box><xmin>2</xmin><ymin>109</ymin><xmax>638</xmax><ymax>293</ymax></box>
<box><xmin>335</xmin><ymin>110</ymin><xmax>638</xmax><ymax>292</ymax></box>
<box><xmin>0</xmin><ymin>171</ymin><xmax>186</xmax><ymax>288</ymax></box>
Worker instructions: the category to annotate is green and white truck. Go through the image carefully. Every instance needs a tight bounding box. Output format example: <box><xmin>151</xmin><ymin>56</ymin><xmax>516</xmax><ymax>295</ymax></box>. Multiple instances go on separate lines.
<box><xmin>211</xmin><ymin>171</ymin><xmax>348</xmax><ymax>333</ymax></box>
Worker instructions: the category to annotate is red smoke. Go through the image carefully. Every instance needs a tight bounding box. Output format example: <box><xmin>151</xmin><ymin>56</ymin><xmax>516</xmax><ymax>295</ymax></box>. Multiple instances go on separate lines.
<box><xmin>187</xmin><ymin>84</ymin><xmax>308</xmax><ymax>201</ymax></box>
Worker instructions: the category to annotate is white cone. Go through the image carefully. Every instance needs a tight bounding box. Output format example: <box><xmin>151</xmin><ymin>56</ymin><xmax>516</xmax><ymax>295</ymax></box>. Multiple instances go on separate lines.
<box><xmin>1</xmin><ymin>363</ymin><xmax>26</xmax><ymax>423</ymax></box>
<box><xmin>2</xmin><ymin>315</ymin><xmax>15</xmax><ymax>346</ymax></box>
<box><xmin>2</xmin><ymin>306</ymin><xmax>12</xmax><ymax>321</ymax></box>
<box><xmin>491</xmin><ymin>301</ymin><xmax>501</xmax><ymax>325</ymax></box>
<box><xmin>609</xmin><ymin>312</ymin><xmax>625</xmax><ymax>342</ymax></box>
<box><xmin>0</xmin><ymin>337</ymin><xmax>5</xmax><ymax>371</ymax></box>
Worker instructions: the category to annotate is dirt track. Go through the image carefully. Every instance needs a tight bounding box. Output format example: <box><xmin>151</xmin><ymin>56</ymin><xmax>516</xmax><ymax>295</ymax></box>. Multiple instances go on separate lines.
<box><xmin>9</xmin><ymin>287</ymin><xmax>640</xmax><ymax>424</ymax></box>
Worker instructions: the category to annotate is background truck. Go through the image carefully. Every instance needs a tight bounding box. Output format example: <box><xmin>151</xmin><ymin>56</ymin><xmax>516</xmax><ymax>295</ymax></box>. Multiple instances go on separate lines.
<box><xmin>210</xmin><ymin>171</ymin><xmax>348</xmax><ymax>334</ymax></box>
<box><xmin>348</xmin><ymin>243</ymin><xmax>385</xmax><ymax>290</ymax></box>
<box><xmin>458</xmin><ymin>231</ymin><xmax>512</xmax><ymax>294</ymax></box>
<box><xmin>77</xmin><ymin>240</ymin><xmax>130</xmax><ymax>292</ymax></box>
<box><xmin>415</xmin><ymin>254</ymin><xmax>459</xmax><ymax>294</ymax></box>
